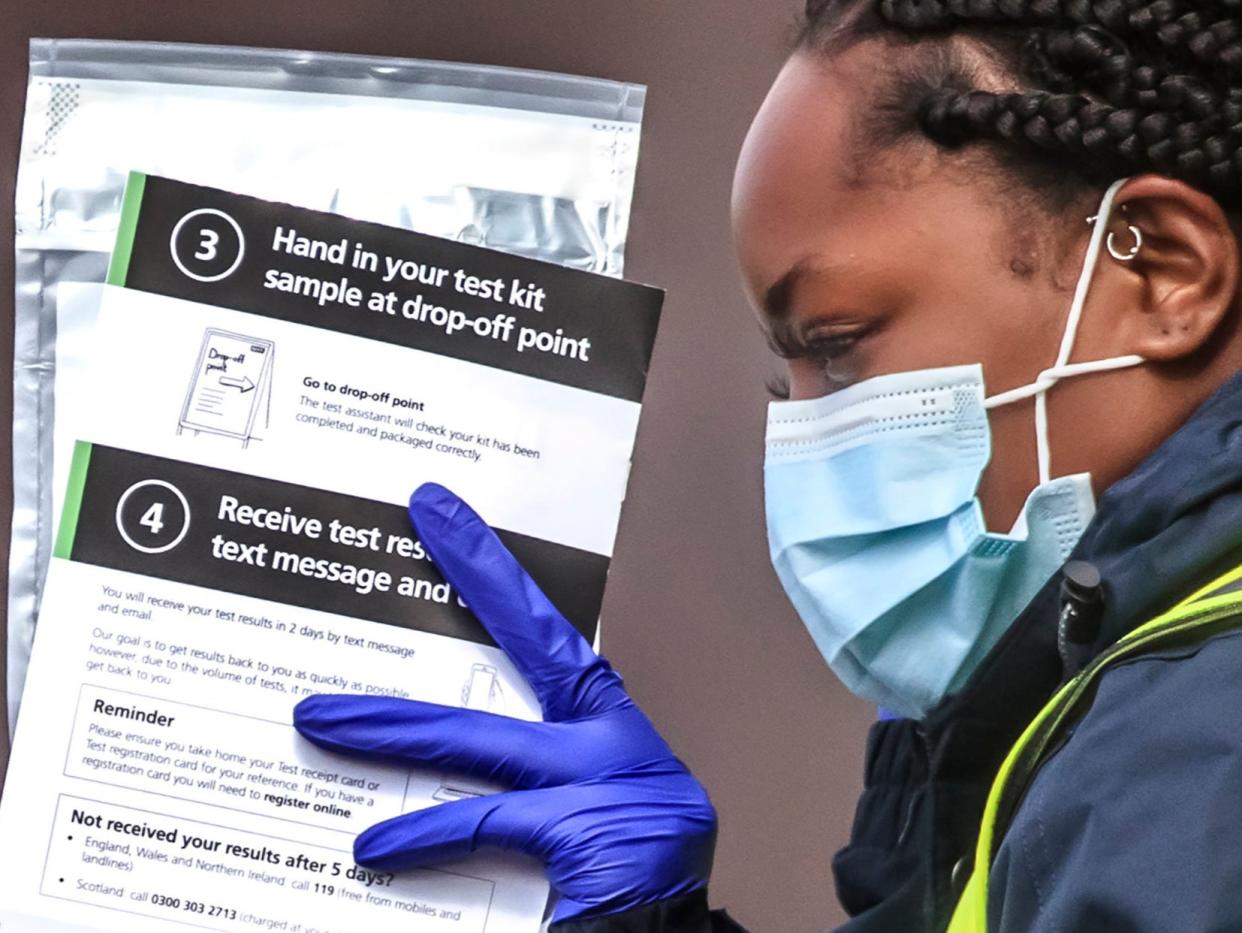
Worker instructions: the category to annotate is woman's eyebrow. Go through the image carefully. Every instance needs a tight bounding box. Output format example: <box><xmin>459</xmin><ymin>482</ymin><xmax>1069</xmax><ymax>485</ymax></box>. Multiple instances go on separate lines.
<box><xmin>763</xmin><ymin>261</ymin><xmax>809</xmax><ymax>319</ymax></box>
<box><xmin>762</xmin><ymin>258</ymin><xmax>842</xmax><ymax>319</ymax></box>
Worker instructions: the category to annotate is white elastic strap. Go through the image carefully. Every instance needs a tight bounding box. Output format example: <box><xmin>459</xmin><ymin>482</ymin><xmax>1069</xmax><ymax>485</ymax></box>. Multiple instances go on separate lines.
<box><xmin>984</xmin><ymin>177</ymin><xmax>1142</xmax><ymax>484</ymax></box>
<box><xmin>983</xmin><ymin>355</ymin><xmax>1145</xmax><ymax>409</ymax></box>
<box><xmin>1053</xmin><ymin>178</ymin><xmax>1128</xmax><ymax>373</ymax></box>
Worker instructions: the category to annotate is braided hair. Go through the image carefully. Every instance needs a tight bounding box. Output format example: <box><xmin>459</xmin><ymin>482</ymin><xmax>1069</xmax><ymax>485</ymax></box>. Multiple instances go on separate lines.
<box><xmin>799</xmin><ymin>0</ymin><xmax>1242</xmax><ymax>209</ymax></box>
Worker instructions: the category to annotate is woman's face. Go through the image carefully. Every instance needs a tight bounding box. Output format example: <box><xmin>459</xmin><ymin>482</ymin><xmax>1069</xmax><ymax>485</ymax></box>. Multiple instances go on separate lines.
<box><xmin>731</xmin><ymin>44</ymin><xmax>1196</xmax><ymax>531</ymax></box>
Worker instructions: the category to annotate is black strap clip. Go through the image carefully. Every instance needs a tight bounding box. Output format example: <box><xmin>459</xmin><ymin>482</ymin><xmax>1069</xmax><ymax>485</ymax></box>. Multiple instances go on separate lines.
<box><xmin>1058</xmin><ymin>560</ymin><xmax>1105</xmax><ymax>680</ymax></box>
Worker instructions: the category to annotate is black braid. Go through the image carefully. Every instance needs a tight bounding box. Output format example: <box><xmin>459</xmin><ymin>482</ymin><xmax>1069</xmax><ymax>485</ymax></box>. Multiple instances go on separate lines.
<box><xmin>801</xmin><ymin>0</ymin><xmax>1242</xmax><ymax>208</ymax></box>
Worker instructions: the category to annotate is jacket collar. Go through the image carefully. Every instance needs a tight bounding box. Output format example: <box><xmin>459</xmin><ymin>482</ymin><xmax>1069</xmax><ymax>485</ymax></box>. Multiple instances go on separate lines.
<box><xmin>926</xmin><ymin>367</ymin><xmax>1242</xmax><ymax>759</ymax></box>
<box><xmin>1078</xmin><ymin>368</ymin><xmax>1242</xmax><ymax>651</ymax></box>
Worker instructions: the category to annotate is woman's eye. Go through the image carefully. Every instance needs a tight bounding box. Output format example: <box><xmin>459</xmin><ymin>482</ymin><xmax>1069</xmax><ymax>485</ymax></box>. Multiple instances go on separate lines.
<box><xmin>806</xmin><ymin>332</ymin><xmax>866</xmax><ymax>385</ymax></box>
<box><xmin>763</xmin><ymin>321</ymin><xmax>874</xmax><ymax>399</ymax></box>
<box><xmin>806</xmin><ymin>333</ymin><xmax>860</xmax><ymax>362</ymax></box>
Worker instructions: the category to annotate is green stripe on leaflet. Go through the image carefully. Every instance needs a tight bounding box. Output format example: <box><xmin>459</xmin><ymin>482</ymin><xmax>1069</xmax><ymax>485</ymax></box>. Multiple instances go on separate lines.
<box><xmin>53</xmin><ymin>441</ymin><xmax>94</xmax><ymax>560</ymax></box>
<box><xmin>106</xmin><ymin>172</ymin><xmax>147</xmax><ymax>287</ymax></box>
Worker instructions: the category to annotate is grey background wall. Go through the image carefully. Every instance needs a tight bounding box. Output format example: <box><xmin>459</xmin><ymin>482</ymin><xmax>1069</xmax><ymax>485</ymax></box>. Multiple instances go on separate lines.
<box><xmin>0</xmin><ymin>3</ymin><xmax>877</xmax><ymax>929</ymax></box>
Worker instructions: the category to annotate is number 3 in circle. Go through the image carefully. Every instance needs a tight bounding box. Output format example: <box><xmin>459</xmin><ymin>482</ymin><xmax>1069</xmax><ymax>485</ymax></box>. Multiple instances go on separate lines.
<box><xmin>195</xmin><ymin>229</ymin><xmax>220</xmax><ymax>262</ymax></box>
<box><xmin>169</xmin><ymin>208</ymin><xmax>245</xmax><ymax>283</ymax></box>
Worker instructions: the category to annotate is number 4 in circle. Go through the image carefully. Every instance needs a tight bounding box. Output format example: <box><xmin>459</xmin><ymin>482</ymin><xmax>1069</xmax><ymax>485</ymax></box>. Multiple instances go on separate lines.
<box><xmin>115</xmin><ymin>480</ymin><xmax>191</xmax><ymax>555</ymax></box>
<box><xmin>140</xmin><ymin>502</ymin><xmax>166</xmax><ymax>536</ymax></box>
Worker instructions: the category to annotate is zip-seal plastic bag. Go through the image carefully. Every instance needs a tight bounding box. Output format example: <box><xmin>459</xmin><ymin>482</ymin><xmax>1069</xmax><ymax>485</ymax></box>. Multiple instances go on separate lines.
<box><xmin>9</xmin><ymin>39</ymin><xmax>645</xmax><ymax>735</ymax></box>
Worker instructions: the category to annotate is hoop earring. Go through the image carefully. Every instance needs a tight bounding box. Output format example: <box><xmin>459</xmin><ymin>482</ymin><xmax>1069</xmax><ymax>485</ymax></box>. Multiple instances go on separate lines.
<box><xmin>1107</xmin><ymin>225</ymin><xmax>1143</xmax><ymax>263</ymax></box>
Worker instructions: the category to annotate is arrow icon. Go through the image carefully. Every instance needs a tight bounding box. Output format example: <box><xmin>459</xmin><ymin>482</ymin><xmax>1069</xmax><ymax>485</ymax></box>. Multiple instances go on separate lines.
<box><xmin>219</xmin><ymin>375</ymin><xmax>256</xmax><ymax>393</ymax></box>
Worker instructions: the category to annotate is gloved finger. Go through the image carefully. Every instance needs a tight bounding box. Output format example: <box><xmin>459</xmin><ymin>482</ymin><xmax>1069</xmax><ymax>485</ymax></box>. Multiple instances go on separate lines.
<box><xmin>294</xmin><ymin>694</ymin><xmax>559</xmax><ymax>788</ymax></box>
<box><xmin>409</xmin><ymin>483</ymin><xmax>624</xmax><ymax>721</ymax></box>
<box><xmin>352</xmin><ymin>788</ymin><xmax>551</xmax><ymax>870</ymax></box>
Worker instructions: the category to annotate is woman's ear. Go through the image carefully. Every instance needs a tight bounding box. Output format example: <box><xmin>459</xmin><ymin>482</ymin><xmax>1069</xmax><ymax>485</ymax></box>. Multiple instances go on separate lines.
<box><xmin>1098</xmin><ymin>174</ymin><xmax>1241</xmax><ymax>363</ymax></box>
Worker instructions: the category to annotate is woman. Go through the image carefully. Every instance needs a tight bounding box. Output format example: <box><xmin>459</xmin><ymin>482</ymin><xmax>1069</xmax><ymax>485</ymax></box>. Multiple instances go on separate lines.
<box><xmin>294</xmin><ymin>1</ymin><xmax>1242</xmax><ymax>930</ymax></box>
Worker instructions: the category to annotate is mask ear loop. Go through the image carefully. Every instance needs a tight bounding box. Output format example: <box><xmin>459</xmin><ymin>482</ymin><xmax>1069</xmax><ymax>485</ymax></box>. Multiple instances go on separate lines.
<box><xmin>984</xmin><ymin>178</ymin><xmax>1144</xmax><ymax>485</ymax></box>
<box><xmin>1034</xmin><ymin>179</ymin><xmax>1125</xmax><ymax>484</ymax></box>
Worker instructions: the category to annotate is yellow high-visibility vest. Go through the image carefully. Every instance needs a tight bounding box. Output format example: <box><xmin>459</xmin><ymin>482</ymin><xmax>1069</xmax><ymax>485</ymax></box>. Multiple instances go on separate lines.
<box><xmin>948</xmin><ymin>564</ymin><xmax>1242</xmax><ymax>931</ymax></box>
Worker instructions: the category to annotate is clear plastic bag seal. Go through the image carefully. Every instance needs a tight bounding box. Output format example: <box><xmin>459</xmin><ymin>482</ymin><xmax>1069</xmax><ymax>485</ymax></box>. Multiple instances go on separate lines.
<box><xmin>9</xmin><ymin>38</ymin><xmax>645</xmax><ymax>735</ymax></box>
<box><xmin>27</xmin><ymin>39</ymin><xmax>647</xmax><ymax>122</ymax></box>
<box><xmin>18</xmin><ymin>38</ymin><xmax>643</xmax><ymax>269</ymax></box>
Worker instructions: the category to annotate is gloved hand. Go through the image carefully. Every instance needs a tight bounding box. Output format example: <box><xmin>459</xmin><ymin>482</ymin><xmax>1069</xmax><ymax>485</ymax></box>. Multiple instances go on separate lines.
<box><xmin>293</xmin><ymin>483</ymin><xmax>717</xmax><ymax>922</ymax></box>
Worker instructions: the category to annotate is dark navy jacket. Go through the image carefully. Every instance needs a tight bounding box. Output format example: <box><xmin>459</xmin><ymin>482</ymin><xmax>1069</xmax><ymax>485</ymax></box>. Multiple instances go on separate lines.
<box><xmin>556</xmin><ymin>370</ymin><xmax>1242</xmax><ymax>933</ymax></box>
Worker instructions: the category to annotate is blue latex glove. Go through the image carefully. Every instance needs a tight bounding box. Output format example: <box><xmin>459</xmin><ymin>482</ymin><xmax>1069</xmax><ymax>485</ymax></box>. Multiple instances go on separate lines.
<box><xmin>293</xmin><ymin>483</ymin><xmax>717</xmax><ymax>922</ymax></box>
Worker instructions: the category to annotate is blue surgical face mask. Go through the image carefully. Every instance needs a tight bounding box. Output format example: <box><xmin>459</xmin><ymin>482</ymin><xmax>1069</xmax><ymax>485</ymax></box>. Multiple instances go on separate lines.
<box><xmin>764</xmin><ymin>178</ymin><xmax>1142</xmax><ymax>719</ymax></box>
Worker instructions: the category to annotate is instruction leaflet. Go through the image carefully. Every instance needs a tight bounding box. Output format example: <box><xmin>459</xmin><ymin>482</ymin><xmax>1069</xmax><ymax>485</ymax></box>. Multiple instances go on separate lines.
<box><xmin>0</xmin><ymin>173</ymin><xmax>662</xmax><ymax>933</ymax></box>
